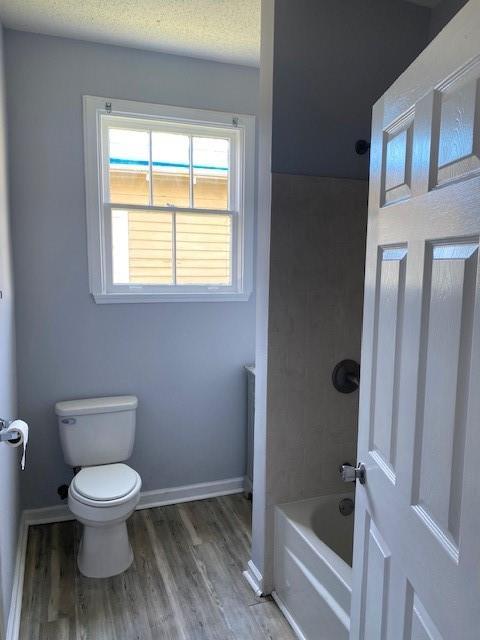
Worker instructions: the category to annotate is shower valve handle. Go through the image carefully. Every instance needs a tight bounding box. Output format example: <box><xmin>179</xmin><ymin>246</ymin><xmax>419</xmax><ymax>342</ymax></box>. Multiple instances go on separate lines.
<box><xmin>339</xmin><ymin>462</ymin><xmax>366</xmax><ymax>485</ymax></box>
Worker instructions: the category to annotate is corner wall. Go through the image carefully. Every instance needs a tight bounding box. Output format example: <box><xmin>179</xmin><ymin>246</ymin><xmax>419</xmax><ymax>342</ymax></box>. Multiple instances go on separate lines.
<box><xmin>250</xmin><ymin>0</ymin><xmax>275</xmax><ymax>593</ymax></box>
<box><xmin>5</xmin><ymin>30</ymin><xmax>258</xmax><ymax>510</ymax></box>
<box><xmin>257</xmin><ymin>0</ymin><xmax>431</xmax><ymax>590</ymax></box>
<box><xmin>0</xmin><ymin>24</ymin><xmax>19</xmax><ymax>636</ymax></box>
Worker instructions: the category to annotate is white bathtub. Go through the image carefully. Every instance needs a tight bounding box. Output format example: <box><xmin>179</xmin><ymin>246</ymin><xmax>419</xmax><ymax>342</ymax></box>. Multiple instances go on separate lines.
<box><xmin>273</xmin><ymin>493</ymin><xmax>354</xmax><ymax>640</ymax></box>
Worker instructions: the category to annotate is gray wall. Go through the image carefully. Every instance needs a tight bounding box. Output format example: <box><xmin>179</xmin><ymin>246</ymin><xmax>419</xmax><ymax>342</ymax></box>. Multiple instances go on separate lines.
<box><xmin>271</xmin><ymin>0</ymin><xmax>430</xmax><ymax>179</ymax></box>
<box><xmin>429</xmin><ymin>0</ymin><xmax>469</xmax><ymax>40</ymax></box>
<box><xmin>0</xmin><ymin>24</ymin><xmax>19</xmax><ymax>632</ymax></box>
<box><xmin>5</xmin><ymin>30</ymin><xmax>258</xmax><ymax>509</ymax></box>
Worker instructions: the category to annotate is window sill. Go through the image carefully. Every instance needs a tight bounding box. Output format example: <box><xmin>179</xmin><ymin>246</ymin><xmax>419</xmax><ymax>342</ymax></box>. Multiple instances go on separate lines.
<box><xmin>92</xmin><ymin>291</ymin><xmax>252</xmax><ymax>304</ymax></box>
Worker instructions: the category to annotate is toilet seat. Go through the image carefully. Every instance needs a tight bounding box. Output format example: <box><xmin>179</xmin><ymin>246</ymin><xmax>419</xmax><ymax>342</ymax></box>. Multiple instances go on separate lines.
<box><xmin>71</xmin><ymin>463</ymin><xmax>141</xmax><ymax>508</ymax></box>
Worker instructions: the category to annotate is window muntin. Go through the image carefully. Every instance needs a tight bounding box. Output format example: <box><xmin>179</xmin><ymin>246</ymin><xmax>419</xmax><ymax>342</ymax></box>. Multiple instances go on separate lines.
<box><xmin>103</xmin><ymin>118</ymin><xmax>236</xmax><ymax>288</ymax></box>
<box><xmin>84</xmin><ymin>96</ymin><xmax>254</xmax><ymax>302</ymax></box>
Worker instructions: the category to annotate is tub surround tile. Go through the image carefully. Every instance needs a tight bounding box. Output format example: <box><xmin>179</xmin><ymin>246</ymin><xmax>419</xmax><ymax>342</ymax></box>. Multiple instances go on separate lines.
<box><xmin>266</xmin><ymin>173</ymin><xmax>368</xmax><ymax>509</ymax></box>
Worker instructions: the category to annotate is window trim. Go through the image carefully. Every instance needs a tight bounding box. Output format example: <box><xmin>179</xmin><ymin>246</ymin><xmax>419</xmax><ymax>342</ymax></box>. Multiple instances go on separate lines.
<box><xmin>83</xmin><ymin>95</ymin><xmax>255</xmax><ymax>303</ymax></box>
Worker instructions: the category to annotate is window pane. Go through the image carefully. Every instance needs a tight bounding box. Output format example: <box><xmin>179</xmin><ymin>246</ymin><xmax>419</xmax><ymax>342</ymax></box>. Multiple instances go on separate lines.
<box><xmin>193</xmin><ymin>137</ymin><xmax>229</xmax><ymax>210</ymax></box>
<box><xmin>109</xmin><ymin>129</ymin><xmax>149</xmax><ymax>205</ymax></box>
<box><xmin>176</xmin><ymin>213</ymin><xmax>231</xmax><ymax>285</ymax></box>
<box><xmin>152</xmin><ymin>132</ymin><xmax>190</xmax><ymax>207</ymax></box>
<box><xmin>112</xmin><ymin>209</ymin><xmax>173</xmax><ymax>284</ymax></box>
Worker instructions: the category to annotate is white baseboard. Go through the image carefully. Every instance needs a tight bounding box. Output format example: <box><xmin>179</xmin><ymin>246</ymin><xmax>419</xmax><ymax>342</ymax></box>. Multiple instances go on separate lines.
<box><xmin>22</xmin><ymin>476</ymin><xmax>245</xmax><ymax>526</ymax></box>
<box><xmin>24</xmin><ymin>503</ymin><xmax>72</xmax><ymax>525</ymax></box>
<box><xmin>6</xmin><ymin>476</ymin><xmax>244</xmax><ymax>640</ymax></box>
<box><xmin>137</xmin><ymin>476</ymin><xmax>244</xmax><ymax>510</ymax></box>
<box><xmin>243</xmin><ymin>475</ymin><xmax>253</xmax><ymax>496</ymax></box>
<box><xmin>6</xmin><ymin>513</ymin><xmax>28</xmax><ymax>640</ymax></box>
<box><xmin>272</xmin><ymin>591</ymin><xmax>306</xmax><ymax>640</ymax></box>
<box><xmin>243</xmin><ymin>559</ymin><xmax>264</xmax><ymax>597</ymax></box>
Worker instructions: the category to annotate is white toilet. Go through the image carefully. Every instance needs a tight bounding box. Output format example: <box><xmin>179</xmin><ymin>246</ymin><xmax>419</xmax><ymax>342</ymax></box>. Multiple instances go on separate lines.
<box><xmin>55</xmin><ymin>396</ymin><xmax>142</xmax><ymax>578</ymax></box>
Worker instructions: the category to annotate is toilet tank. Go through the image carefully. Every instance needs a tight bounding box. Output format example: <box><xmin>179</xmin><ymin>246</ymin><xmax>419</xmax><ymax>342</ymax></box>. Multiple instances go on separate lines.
<box><xmin>55</xmin><ymin>396</ymin><xmax>138</xmax><ymax>467</ymax></box>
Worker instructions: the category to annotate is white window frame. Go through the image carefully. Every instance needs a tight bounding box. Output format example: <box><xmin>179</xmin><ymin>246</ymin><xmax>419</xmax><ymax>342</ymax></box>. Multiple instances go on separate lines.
<box><xmin>83</xmin><ymin>95</ymin><xmax>255</xmax><ymax>303</ymax></box>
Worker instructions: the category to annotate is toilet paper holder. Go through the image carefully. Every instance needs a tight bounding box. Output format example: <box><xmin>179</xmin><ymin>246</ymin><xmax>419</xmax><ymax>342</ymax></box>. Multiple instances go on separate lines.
<box><xmin>0</xmin><ymin>418</ymin><xmax>22</xmax><ymax>443</ymax></box>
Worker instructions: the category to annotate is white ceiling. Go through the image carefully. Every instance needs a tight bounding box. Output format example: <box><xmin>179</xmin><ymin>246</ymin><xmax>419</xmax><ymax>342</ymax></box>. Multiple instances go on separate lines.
<box><xmin>0</xmin><ymin>0</ymin><xmax>261</xmax><ymax>67</ymax></box>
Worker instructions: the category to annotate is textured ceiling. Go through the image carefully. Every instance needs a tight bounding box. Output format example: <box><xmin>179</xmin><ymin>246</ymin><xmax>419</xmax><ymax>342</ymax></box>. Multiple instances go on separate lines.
<box><xmin>0</xmin><ymin>0</ymin><xmax>261</xmax><ymax>67</ymax></box>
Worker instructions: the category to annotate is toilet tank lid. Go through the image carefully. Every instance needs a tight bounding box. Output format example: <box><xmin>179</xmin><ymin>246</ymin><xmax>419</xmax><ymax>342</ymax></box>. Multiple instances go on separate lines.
<box><xmin>55</xmin><ymin>395</ymin><xmax>138</xmax><ymax>417</ymax></box>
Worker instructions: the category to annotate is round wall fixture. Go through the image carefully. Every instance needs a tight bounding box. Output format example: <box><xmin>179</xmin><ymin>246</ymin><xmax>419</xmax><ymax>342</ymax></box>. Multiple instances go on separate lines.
<box><xmin>339</xmin><ymin>497</ymin><xmax>355</xmax><ymax>516</ymax></box>
<box><xmin>332</xmin><ymin>359</ymin><xmax>360</xmax><ymax>393</ymax></box>
<box><xmin>355</xmin><ymin>139</ymin><xmax>371</xmax><ymax>155</ymax></box>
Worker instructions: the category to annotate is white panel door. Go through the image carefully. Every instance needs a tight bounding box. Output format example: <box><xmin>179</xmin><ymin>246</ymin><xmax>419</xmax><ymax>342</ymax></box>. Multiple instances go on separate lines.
<box><xmin>350</xmin><ymin>2</ymin><xmax>480</xmax><ymax>638</ymax></box>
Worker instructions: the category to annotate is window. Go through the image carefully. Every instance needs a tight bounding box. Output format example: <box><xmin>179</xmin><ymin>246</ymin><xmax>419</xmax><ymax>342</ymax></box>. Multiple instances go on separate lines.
<box><xmin>83</xmin><ymin>96</ymin><xmax>255</xmax><ymax>302</ymax></box>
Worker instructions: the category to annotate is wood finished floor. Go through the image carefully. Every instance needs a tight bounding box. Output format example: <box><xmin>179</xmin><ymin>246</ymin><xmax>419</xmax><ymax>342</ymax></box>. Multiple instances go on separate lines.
<box><xmin>20</xmin><ymin>495</ymin><xmax>295</xmax><ymax>640</ymax></box>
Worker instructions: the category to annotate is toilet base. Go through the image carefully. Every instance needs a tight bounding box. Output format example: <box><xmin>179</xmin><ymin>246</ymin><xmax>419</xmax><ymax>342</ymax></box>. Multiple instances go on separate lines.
<box><xmin>77</xmin><ymin>520</ymin><xmax>133</xmax><ymax>578</ymax></box>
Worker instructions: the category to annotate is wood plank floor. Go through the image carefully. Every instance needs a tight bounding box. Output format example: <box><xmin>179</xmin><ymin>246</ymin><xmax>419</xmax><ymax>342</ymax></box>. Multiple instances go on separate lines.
<box><xmin>20</xmin><ymin>495</ymin><xmax>295</xmax><ymax>640</ymax></box>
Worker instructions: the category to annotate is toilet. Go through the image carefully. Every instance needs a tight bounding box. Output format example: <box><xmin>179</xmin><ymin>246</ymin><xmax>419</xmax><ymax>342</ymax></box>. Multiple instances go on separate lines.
<box><xmin>55</xmin><ymin>396</ymin><xmax>141</xmax><ymax>578</ymax></box>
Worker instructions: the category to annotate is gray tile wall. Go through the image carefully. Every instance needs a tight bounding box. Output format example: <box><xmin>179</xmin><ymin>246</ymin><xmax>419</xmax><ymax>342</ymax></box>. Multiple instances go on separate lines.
<box><xmin>266</xmin><ymin>173</ymin><xmax>368</xmax><ymax>509</ymax></box>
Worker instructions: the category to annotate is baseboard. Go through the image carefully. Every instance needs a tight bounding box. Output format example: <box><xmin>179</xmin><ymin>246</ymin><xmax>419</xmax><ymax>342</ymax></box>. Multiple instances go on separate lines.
<box><xmin>272</xmin><ymin>591</ymin><xmax>306</xmax><ymax>640</ymax></box>
<box><xmin>22</xmin><ymin>476</ymin><xmax>245</xmax><ymax>526</ymax></box>
<box><xmin>137</xmin><ymin>476</ymin><xmax>245</xmax><ymax>510</ymax></box>
<box><xmin>242</xmin><ymin>559</ymin><xmax>264</xmax><ymax>597</ymax></box>
<box><xmin>6</xmin><ymin>476</ymin><xmax>244</xmax><ymax>640</ymax></box>
<box><xmin>243</xmin><ymin>475</ymin><xmax>253</xmax><ymax>496</ymax></box>
<box><xmin>24</xmin><ymin>503</ymin><xmax>72</xmax><ymax>525</ymax></box>
<box><xmin>6</xmin><ymin>513</ymin><xmax>28</xmax><ymax>640</ymax></box>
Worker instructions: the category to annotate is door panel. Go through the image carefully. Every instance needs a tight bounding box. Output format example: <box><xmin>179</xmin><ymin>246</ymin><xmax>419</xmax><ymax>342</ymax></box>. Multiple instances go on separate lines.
<box><xmin>437</xmin><ymin>78</ymin><xmax>480</xmax><ymax>185</ymax></box>
<box><xmin>383</xmin><ymin>116</ymin><xmax>414</xmax><ymax>205</ymax></box>
<box><xmin>412</xmin><ymin>241</ymin><xmax>477</xmax><ymax>553</ymax></box>
<box><xmin>351</xmin><ymin>2</ymin><xmax>480</xmax><ymax>638</ymax></box>
<box><xmin>370</xmin><ymin>246</ymin><xmax>407</xmax><ymax>481</ymax></box>
<box><xmin>360</xmin><ymin>518</ymin><xmax>391</xmax><ymax>640</ymax></box>
<box><xmin>405</xmin><ymin>587</ymin><xmax>443</xmax><ymax>640</ymax></box>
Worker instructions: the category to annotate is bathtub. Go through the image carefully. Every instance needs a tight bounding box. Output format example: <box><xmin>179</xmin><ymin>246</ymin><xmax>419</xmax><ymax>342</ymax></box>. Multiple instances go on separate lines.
<box><xmin>273</xmin><ymin>493</ymin><xmax>354</xmax><ymax>640</ymax></box>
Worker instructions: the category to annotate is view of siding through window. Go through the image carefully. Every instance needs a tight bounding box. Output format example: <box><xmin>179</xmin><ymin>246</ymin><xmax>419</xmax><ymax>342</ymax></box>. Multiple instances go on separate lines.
<box><xmin>108</xmin><ymin>127</ymin><xmax>231</xmax><ymax>285</ymax></box>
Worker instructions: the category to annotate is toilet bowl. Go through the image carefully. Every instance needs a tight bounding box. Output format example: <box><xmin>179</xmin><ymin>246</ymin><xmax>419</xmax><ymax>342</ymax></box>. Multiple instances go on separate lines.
<box><xmin>55</xmin><ymin>395</ymin><xmax>141</xmax><ymax>579</ymax></box>
<box><xmin>68</xmin><ymin>463</ymin><xmax>142</xmax><ymax>578</ymax></box>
